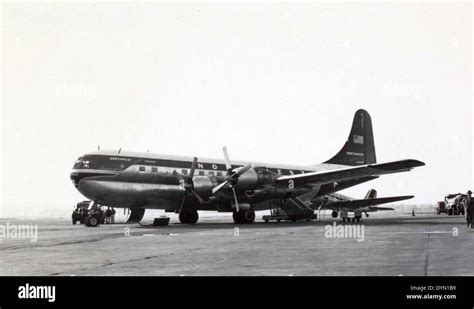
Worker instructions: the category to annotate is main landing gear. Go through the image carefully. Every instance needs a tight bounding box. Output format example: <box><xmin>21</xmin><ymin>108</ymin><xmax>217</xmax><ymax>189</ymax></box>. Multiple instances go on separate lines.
<box><xmin>179</xmin><ymin>210</ymin><xmax>199</xmax><ymax>224</ymax></box>
<box><xmin>341</xmin><ymin>216</ymin><xmax>362</xmax><ymax>223</ymax></box>
<box><xmin>233</xmin><ymin>209</ymin><xmax>255</xmax><ymax>224</ymax></box>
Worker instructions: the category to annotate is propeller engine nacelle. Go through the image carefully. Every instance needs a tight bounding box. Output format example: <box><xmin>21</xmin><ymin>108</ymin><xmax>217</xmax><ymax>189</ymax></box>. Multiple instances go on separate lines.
<box><xmin>192</xmin><ymin>176</ymin><xmax>217</xmax><ymax>197</ymax></box>
<box><xmin>233</xmin><ymin>168</ymin><xmax>260</xmax><ymax>191</ymax></box>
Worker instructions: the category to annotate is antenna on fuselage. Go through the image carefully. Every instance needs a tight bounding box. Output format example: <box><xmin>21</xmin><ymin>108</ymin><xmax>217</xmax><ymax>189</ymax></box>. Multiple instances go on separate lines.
<box><xmin>118</xmin><ymin>148</ymin><xmax>121</xmax><ymax>154</ymax></box>
<box><xmin>97</xmin><ymin>146</ymin><xmax>100</xmax><ymax>151</ymax></box>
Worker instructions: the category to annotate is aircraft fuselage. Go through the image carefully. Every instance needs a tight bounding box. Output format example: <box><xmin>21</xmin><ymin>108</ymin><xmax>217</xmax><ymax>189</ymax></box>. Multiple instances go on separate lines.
<box><xmin>70</xmin><ymin>151</ymin><xmax>372</xmax><ymax>212</ymax></box>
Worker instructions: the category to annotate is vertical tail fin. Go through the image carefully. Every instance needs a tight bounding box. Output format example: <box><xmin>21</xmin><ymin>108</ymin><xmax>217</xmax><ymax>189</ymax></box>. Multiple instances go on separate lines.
<box><xmin>324</xmin><ymin>109</ymin><xmax>376</xmax><ymax>166</ymax></box>
<box><xmin>365</xmin><ymin>189</ymin><xmax>377</xmax><ymax>199</ymax></box>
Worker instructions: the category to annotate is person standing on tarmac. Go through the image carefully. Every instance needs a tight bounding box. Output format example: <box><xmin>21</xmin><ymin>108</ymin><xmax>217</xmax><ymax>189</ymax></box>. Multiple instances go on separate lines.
<box><xmin>105</xmin><ymin>207</ymin><xmax>112</xmax><ymax>224</ymax></box>
<box><xmin>466</xmin><ymin>190</ymin><xmax>472</xmax><ymax>228</ymax></box>
<box><xmin>111</xmin><ymin>208</ymin><xmax>116</xmax><ymax>224</ymax></box>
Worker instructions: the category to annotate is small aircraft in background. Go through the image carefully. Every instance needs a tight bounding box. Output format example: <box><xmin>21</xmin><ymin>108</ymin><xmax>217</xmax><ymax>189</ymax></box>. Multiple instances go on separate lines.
<box><xmin>311</xmin><ymin>189</ymin><xmax>413</xmax><ymax>222</ymax></box>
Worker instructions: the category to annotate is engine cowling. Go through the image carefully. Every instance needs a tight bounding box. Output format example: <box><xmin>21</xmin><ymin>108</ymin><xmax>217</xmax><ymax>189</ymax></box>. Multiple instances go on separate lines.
<box><xmin>192</xmin><ymin>176</ymin><xmax>217</xmax><ymax>197</ymax></box>
<box><xmin>234</xmin><ymin>168</ymin><xmax>261</xmax><ymax>191</ymax></box>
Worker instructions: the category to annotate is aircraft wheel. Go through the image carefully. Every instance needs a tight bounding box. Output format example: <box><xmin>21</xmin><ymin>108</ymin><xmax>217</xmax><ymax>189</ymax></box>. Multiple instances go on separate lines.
<box><xmin>72</xmin><ymin>219</ymin><xmax>77</xmax><ymax>225</ymax></box>
<box><xmin>243</xmin><ymin>209</ymin><xmax>255</xmax><ymax>223</ymax></box>
<box><xmin>179</xmin><ymin>210</ymin><xmax>199</xmax><ymax>224</ymax></box>
<box><xmin>232</xmin><ymin>211</ymin><xmax>241</xmax><ymax>224</ymax></box>
<box><xmin>233</xmin><ymin>210</ymin><xmax>255</xmax><ymax>224</ymax></box>
<box><xmin>85</xmin><ymin>216</ymin><xmax>99</xmax><ymax>227</ymax></box>
<box><xmin>188</xmin><ymin>211</ymin><xmax>199</xmax><ymax>224</ymax></box>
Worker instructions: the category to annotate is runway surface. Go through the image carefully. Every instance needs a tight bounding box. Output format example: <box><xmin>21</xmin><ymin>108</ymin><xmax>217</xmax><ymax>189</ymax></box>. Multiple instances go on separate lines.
<box><xmin>0</xmin><ymin>213</ymin><xmax>472</xmax><ymax>276</ymax></box>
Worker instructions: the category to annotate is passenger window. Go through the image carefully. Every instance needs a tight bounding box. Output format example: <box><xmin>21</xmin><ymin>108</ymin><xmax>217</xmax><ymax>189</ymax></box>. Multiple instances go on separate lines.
<box><xmin>139</xmin><ymin>166</ymin><xmax>146</xmax><ymax>172</ymax></box>
<box><xmin>151</xmin><ymin>167</ymin><xmax>158</xmax><ymax>173</ymax></box>
<box><xmin>198</xmin><ymin>171</ymin><xmax>205</xmax><ymax>176</ymax></box>
<box><xmin>217</xmin><ymin>171</ymin><xmax>222</xmax><ymax>177</ymax></box>
<box><xmin>182</xmin><ymin>169</ymin><xmax>188</xmax><ymax>175</ymax></box>
<box><xmin>209</xmin><ymin>171</ymin><xmax>214</xmax><ymax>176</ymax></box>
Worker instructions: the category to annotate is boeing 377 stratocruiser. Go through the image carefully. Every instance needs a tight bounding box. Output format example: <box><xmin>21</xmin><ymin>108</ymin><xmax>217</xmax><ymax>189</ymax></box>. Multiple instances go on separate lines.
<box><xmin>70</xmin><ymin>109</ymin><xmax>424</xmax><ymax>226</ymax></box>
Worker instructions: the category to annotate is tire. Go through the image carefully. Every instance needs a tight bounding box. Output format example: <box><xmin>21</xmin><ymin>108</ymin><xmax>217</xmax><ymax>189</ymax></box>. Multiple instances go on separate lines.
<box><xmin>233</xmin><ymin>210</ymin><xmax>255</xmax><ymax>224</ymax></box>
<box><xmin>188</xmin><ymin>211</ymin><xmax>199</xmax><ymax>224</ymax></box>
<box><xmin>179</xmin><ymin>210</ymin><xmax>198</xmax><ymax>224</ymax></box>
<box><xmin>179</xmin><ymin>211</ymin><xmax>186</xmax><ymax>223</ymax></box>
<box><xmin>232</xmin><ymin>211</ymin><xmax>241</xmax><ymax>224</ymax></box>
<box><xmin>72</xmin><ymin>219</ymin><xmax>77</xmax><ymax>225</ymax></box>
<box><xmin>86</xmin><ymin>216</ymin><xmax>99</xmax><ymax>227</ymax></box>
<box><xmin>243</xmin><ymin>210</ymin><xmax>255</xmax><ymax>223</ymax></box>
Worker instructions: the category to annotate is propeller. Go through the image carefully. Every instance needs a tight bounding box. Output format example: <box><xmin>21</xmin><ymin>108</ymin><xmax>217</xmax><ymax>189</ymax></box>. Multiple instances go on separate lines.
<box><xmin>211</xmin><ymin>146</ymin><xmax>252</xmax><ymax>212</ymax></box>
<box><xmin>173</xmin><ymin>157</ymin><xmax>205</xmax><ymax>213</ymax></box>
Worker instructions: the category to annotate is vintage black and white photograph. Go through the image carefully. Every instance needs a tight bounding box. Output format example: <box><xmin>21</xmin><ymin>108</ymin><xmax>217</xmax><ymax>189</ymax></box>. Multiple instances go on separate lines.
<box><xmin>1</xmin><ymin>0</ymin><xmax>473</xmax><ymax>306</ymax></box>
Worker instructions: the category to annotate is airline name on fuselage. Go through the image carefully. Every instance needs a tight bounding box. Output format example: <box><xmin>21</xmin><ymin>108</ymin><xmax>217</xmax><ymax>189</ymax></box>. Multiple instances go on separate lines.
<box><xmin>73</xmin><ymin>154</ymin><xmax>313</xmax><ymax>176</ymax></box>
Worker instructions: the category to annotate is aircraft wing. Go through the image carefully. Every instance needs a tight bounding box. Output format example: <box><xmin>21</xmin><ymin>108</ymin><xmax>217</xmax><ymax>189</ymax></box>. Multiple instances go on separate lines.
<box><xmin>319</xmin><ymin>195</ymin><xmax>414</xmax><ymax>210</ymax></box>
<box><xmin>275</xmin><ymin>159</ymin><xmax>425</xmax><ymax>186</ymax></box>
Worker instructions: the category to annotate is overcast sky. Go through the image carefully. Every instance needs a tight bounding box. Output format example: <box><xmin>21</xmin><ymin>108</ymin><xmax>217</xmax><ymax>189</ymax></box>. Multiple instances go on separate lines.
<box><xmin>1</xmin><ymin>2</ymin><xmax>472</xmax><ymax>217</ymax></box>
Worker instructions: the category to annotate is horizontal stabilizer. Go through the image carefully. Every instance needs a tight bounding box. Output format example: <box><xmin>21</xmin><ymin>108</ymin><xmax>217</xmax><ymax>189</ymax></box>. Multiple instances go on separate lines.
<box><xmin>319</xmin><ymin>195</ymin><xmax>414</xmax><ymax>210</ymax></box>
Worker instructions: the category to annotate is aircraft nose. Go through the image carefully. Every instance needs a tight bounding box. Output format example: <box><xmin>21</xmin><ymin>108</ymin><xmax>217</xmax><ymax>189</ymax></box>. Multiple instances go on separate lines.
<box><xmin>70</xmin><ymin>172</ymin><xmax>80</xmax><ymax>187</ymax></box>
<box><xmin>77</xmin><ymin>179</ymin><xmax>100</xmax><ymax>200</ymax></box>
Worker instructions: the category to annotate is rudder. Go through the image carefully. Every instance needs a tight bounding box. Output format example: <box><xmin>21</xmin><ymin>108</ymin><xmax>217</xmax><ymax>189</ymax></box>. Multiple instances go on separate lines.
<box><xmin>324</xmin><ymin>109</ymin><xmax>376</xmax><ymax>166</ymax></box>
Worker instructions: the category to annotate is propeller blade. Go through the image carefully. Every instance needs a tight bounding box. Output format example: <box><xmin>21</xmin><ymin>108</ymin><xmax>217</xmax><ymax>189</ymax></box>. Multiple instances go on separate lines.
<box><xmin>190</xmin><ymin>190</ymin><xmax>205</xmax><ymax>204</ymax></box>
<box><xmin>223</xmin><ymin>146</ymin><xmax>232</xmax><ymax>173</ymax></box>
<box><xmin>189</xmin><ymin>157</ymin><xmax>198</xmax><ymax>178</ymax></box>
<box><xmin>233</xmin><ymin>163</ymin><xmax>252</xmax><ymax>178</ymax></box>
<box><xmin>232</xmin><ymin>187</ymin><xmax>239</xmax><ymax>212</ymax></box>
<box><xmin>212</xmin><ymin>180</ymin><xmax>230</xmax><ymax>195</ymax></box>
<box><xmin>178</xmin><ymin>193</ymin><xmax>187</xmax><ymax>214</ymax></box>
<box><xmin>173</xmin><ymin>160</ymin><xmax>205</xmax><ymax>206</ymax></box>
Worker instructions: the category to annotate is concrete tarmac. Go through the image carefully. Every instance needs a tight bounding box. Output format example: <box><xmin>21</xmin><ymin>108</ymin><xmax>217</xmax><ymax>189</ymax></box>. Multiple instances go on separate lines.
<box><xmin>0</xmin><ymin>213</ymin><xmax>472</xmax><ymax>276</ymax></box>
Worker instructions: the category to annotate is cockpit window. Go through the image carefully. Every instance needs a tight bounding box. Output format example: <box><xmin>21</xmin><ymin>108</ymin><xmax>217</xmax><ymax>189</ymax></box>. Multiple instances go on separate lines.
<box><xmin>73</xmin><ymin>155</ymin><xmax>132</xmax><ymax>171</ymax></box>
<box><xmin>73</xmin><ymin>157</ymin><xmax>85</xmax><ymax>169</ymax></box>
